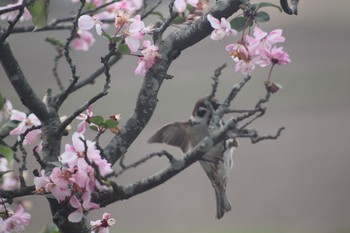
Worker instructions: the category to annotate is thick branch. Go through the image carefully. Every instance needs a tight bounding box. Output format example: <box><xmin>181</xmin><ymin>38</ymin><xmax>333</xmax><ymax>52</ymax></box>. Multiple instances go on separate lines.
<box><xmin>0</xmin><ymin>42</ymin><xmax>49</xmax><ymax>122</ymax></box>
<box><xmin>0</xmin><ymin>186</ymin><xmax>35</xmax><ymax>202</ymax></box>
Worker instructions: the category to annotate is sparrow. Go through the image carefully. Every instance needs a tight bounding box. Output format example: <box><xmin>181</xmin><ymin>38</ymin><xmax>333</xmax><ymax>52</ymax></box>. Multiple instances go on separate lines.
<box><xmin>148</xmin><ymin>97</ymin><xmax>238</xmax><ymax>219</ymax></box>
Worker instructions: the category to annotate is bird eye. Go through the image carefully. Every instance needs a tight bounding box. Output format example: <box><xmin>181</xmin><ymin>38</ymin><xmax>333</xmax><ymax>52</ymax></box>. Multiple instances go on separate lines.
<box><xmin>212</xmin><ymin>101</ymin><xmax>220</xmax><ymax>110</ymax></box>
<box><xmin>197</xmin><ymin>107</ymin><xmax>207</xmax><ymax>117</ymax></box>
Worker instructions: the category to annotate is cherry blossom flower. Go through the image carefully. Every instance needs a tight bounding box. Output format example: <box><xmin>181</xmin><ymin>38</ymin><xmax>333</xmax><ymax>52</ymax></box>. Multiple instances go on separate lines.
<box><xmin>1</xmin><ymin>205</ymin><xmax>31</xmax><ymax>233</ymax></box>
<box><xmin>134</xmin><ymin>40</ymin><xmax>160</xmax><ymax>76</ymax></box>
<box><xmin>108</xmin><ymin>0</ymin><xmax>143</xmax><ymax>15</ymax></box>
<box><xmin>76</xmin><ymin>105</ymin><xmax>93</xmax><ymax>133</ymax></box>
<box><xmin>0</xmin><ymin>0</ymin><xmax>32</xmax><ymax>22</ymax></box>
<box><xmin>34</xmin><ymin>168</ymin><xmax>72</xmax><ymax>202</ymax></box>
<box><xmin>246</xmin><ymin>27</ymin><xmax>285</xmax><ymax>55</ymax></box>
<box><xmin>114</xmin><ymin>9</ymin><xmax>130</xmax><ymax>29</ymax></box>
<box><xmin>257</xmin><ymin>46</ymin><xmax>291</xmax><ymax>67</ymax></box>
<box><xmin>225</xmin><ymin>42</ymin><xmax>250</xmax><ymax>62</ymax></box>
<box><xmin>72</xmin><ymin>0</ymin><xmax>105</xmax><ymax>7</ymax></box>
<box><xmin>0</xmin><ymin>99</ymin><xmax>12</xmax><ymax>123</ymax></box>
<box><xmin>60</xmin><ymin>133</ymin><xmax>113</xmax><ymax>177</ymax></box>
<box><xmin>124</xmin><ymin>15</ymin><xmax>145</xmax><ymax>52</ymax></box>
<box><xmin>73</xmin><ymin>30</ymin><xmax>95</xmax><ymax>51</ymax></box>
<box><xmin>68</xmin><ymin>193</ymin><xmax>99</xmax><ymax>223</ymax></box>
<box><xmin>9</xmin><ymin>110</ymin><xmax>41</xmax><ymax>145</ymax></box>
<box><xmin>174</xmin><ymin>0</ymin><xmax>199</xmax><ymax>13</ymax></box>
<box><xmin>91</xmin><ymin>212</ymin><xmax>117</xmax><ymax>233</ymax></box>
<box><xmin>33</xmin><ymin>170</ymin><xmax>51</xmax><ymax>194</ymax></box>
<box><xmin>207</xmin><ymin>14</ymin><xmax>237</xmax><ymax>41</ymax></box>
<box><xmin>78</xmin><ymin>15</ymin><xmax>103</xmax><ymax>35</ymax></box>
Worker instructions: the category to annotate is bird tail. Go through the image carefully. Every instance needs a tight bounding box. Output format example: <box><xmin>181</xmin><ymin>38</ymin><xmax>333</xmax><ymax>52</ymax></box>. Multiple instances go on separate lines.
<box><xmin>215</xmin><ymin>190</ymin><xmax>232</xmax><ymax>219</ymax></box>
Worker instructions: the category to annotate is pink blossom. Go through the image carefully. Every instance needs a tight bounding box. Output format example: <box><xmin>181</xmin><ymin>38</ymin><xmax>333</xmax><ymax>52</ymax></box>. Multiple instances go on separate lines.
<box><xmin>76</xmin><ymin>104</ymin><xmax>93</xmax><ymax>133</ymax></box>
<box><xmin>108</xmin><ymin>0</ymin><xmax>143</xmax><ymax>15</ymax></box>
<box><xmin>73</xmin><ymin>30</ymin><xmax>96</xmax><ymax>51</ymax></box>
<box><xmin>73</xmin><ymin>0</ymin><xmax>105</xmax><ymax>7</ymax></box>
<box><xmin>74</xmin><ymin>166</ymin><xmax>95</xmax><ymax>193</ymax></box>
<box><xmin>9</xmin><ymin>110</ymin><xmax>41</xmax><ymax>145</ymax></box>
<box><xmin>124</xmin><ymin>15</ymin><xmax>145</xmax><ymax>52</ymax></box>
<box><xmin>34</xmin><ymin>168</ymin><xmax>71</xmax><ymax>202</ymax></box>
<box><xmin>68</xmin><ymin>193</ymin><xmax>99</xmax><ymax>223</ymax></box>
<box><xmin>3</xmin><ymin>205</ymin><xmax>31</xmax><ymax>233</ymax></box>
<box><xmin>60</xmin><ymin>133</ymin><xmax>113</xmax><ymax>177</ymax></box>
<box><xmin>257</xmin><ymin>46</ymin><xmax>291</xmax><ymax>67</ymax></box>
<box><xmin>174</xmin><ymin>0</ymin><xmax>198</xmax><ymax>13</ymax></box>
<box><xmin>246</xmin><ymin>27</ymin><xmax>285</xmax><ymax>55</ymax></box>
<box><xmin>207</xmin><ymin>14</ymin><xmax>237</xmax><ymax>41</ymax></box>
<box><xmin>33</xmin><ymin>170</ymin><xmax>51</xmax><ymax>193</ymax></box>
<box><xmin>225</xmin><ymin>42</ymin><xmax>250</xmax><ymax>62</ymax></box>
<box><xmin>234</xmin><ymin>58</ymin><xmax>259</xmax><ymax>75</ymax></box>
<box><xmin>134</xmin><ymin>40</ymin><xmax>160</xmax><ymax>76</ymax></box>
<box><xmin>0</xmin><ymin>0</ymin><xmax>32</xmax><ymax>22</ymax></box>
<box><xmin>78</xmin><ymin>15</ymin><xmax>103</xmax><ymax>35</ymax></box>
<box><xmin>91</xmin><ymin>212</ymin><xmax>117</xmax><ymax>233</ymax></box>
<box><xmin>46</xmin><ymin>167</ymin><xmax>72</xmax><ymax>202</ymax></box>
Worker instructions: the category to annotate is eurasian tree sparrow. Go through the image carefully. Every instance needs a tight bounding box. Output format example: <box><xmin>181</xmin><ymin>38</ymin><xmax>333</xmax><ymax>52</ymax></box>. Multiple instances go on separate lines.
<box><xmin>148</xmin><ymin>97</ymin><xmax>238</xmax><ymax>219</ymax></box>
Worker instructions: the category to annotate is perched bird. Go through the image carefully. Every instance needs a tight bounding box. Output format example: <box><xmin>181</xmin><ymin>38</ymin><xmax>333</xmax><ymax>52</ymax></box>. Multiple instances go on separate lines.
<box><xmin>148</xmin><ymin>97</ymin><xmax>238</xmax><ymax>219</ymax></box>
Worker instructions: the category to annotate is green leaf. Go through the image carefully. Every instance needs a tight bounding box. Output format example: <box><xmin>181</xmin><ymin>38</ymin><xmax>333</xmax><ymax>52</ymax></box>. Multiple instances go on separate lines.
<box><xmin>172</xmin><ymin>16</ymin><xmax>186</xmax><ymax>24</ymax></box>
<box><xmin>257</xmin><ymin>2</ymin><xmax>282</xmax><ymax>12</ymax></box>
<box><xmin>45</xmin><ymin>37</ymin><xmax>65</xmax><ymax>49</ymax></box>
<box><xmin>89</xmin><ymin>125</ymin><xmax>99</xmax><ymax>131</ymax></box>
<box><xmin>0</xmin><ymin>144</ymin><xmax>13</xmax><ymax>164</ymax></box>
<box><xmin>90</xmin><ymin>116</ymin><xmax>104</xmax><ymax>125</ymax></box>
<box><xmin>48</xmin><ymin>161</ymin><xmax>66</xmax><ymax>168</ymax></box>
<box><xmin>117</xmin><ymin>44</ymin><xmax>131</xmax><ymax>55</ymax></box>
<box><xmin>150</xmin><ymin>11</ymin><xmax>166</xmax><ymax>22</ymax></box>
<box><xmin>0</xmin><ymin>93</ymin><xmax>5</xmax><ymax>110</ymax></box>
<box><xmin>255</xmin><ymin>11</ymin><xmax>270</xmax><ymax>22</ymax></box>
<box><xmin>104</xmin><ymin>119</ymin><xmax>118</xmax><ymax>129</ymax></box>
<box><xmin>230</xmin><ymin>16</ymin><xmax>249</xmax><ymax>32</ymax></box>
<box><xmin>27</xmin><ymin>0</ymin><xmax>50</xmax><ymax>29</ymax></box>
<box><xmin>39</xmin><ymin>224</ymin><xmax>60</xmax><ymax>233</ymax></box>
<box><xmin>0</xmin><ymin>120</ymin><xmax>19</xmax><ymax>138</ymax></box>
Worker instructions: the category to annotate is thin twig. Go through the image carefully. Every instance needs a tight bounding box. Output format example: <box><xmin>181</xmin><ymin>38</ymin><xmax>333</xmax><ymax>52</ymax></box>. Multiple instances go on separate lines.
<box><xmin>57</xmin><ymin>45</ymin><xmax>115</xmax><ymax>135</ymax></box>
<box><xmin>0</xmin><ymin>1</ymin><xmax>25</xmax><ymax>43</ymax></box>
<box><xmin>54</xmin><ymin>0</ymin><xmax>87</xmax><ymax>109</ymax></box>
<box><xmin>53</xmin><ymin>53</ymin><xmax>65</xmax><ymax>92</ymax></box>
<box><xmin>115</xmin><ymin>150</ymin><xmax>175</xmax><ymax>178</ymax></box>
<box><xmin>209</xmin><ymin>63</ymin><xmax>226</xmax><ymax>99</ymax></box>
<box><xmin>153</xmin><ymin>0</ymin><xmax>178</xmax><ymax>43</ymax></box>
<box><xmin>250</xmin><ymin>127</ymin><xmax>285</xmax><ymax>143</ymax></box>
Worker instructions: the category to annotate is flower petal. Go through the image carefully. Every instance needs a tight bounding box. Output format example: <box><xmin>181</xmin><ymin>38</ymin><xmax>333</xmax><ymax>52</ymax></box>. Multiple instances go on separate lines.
<box><xmin>78</xmin><ymin>15</ymin><xmax>95</xmax><ymax>30</ymax></box>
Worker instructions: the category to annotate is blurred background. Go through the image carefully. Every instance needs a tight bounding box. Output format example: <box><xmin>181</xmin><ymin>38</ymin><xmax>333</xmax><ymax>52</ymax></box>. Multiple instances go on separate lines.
<box><xmin>1</xmin><ymin>0</ymin><xmax>350</xmax><ymax>233</ymax></box>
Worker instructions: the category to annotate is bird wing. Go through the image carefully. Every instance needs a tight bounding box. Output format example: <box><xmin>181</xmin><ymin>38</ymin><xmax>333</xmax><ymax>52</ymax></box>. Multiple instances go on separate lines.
<box><xmin>148</xmin><ymin>122</ymin><xmax>192</xmax><ymax>153</ymax></box>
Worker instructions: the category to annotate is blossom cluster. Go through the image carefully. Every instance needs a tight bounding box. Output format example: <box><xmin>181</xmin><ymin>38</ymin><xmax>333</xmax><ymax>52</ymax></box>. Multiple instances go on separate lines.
<box><xmin>74</xmin><ymin>0</ymin><xmax>160</xmax><ymax>76</ymax></box>
<box><xmin>0</xmin><ymin>205</ymin><xmax>31</xmax><ymax>233</ymax></box>
<box><xmin>207</xmin><ymin>14</ymin><xmax>291</xmax><ymax>83</ymax></box>
<box><xmin>1</xmin><ymin>99</ymin><xmax>117</xmax><ymax>228</ymax></box>
<box><xmin>34</xmin><ymin>130</ymin><xmax>113</xmax><ymax>222</ymax></box>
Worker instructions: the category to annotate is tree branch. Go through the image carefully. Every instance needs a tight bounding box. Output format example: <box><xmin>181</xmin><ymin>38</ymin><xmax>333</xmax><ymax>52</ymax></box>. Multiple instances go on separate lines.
<box><xmin>280</xmin><ymin>0</ymin><xmax>299</xmax><ymax>15</ymax></box>
<box><xmin>0</xmin><ymin>186</ymin><xmax>35</xmax><ymax>203</ymax></box>
<box><xmin>0</xmin><ymin>42</ymin><xmax>50</xmax><ymax>122</ymax></box>
<box><xmin>115</xmin><ymin>150</ymin><xmax>175</xmax><ymax>178</ymax></box>
<box><xmin>0</xmin><ymin>1</ymin><xmax>25</xmax><ymax>43</ymax></box>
